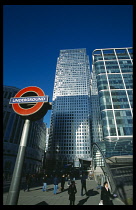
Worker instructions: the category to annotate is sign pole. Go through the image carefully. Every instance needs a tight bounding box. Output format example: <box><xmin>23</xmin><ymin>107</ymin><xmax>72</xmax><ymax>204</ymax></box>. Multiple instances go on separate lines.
<box><xmin>6</xmin><ymin>119</ymin><xmax>30</xmax><ymax>205</ymax></box>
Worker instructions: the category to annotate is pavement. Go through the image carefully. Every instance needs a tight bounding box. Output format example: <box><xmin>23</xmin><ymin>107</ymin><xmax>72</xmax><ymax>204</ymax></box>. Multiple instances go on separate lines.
<box><xmin>3</xmin><ymin>179</ymin><xmax>125</xmax><ymax>205</ymax></box>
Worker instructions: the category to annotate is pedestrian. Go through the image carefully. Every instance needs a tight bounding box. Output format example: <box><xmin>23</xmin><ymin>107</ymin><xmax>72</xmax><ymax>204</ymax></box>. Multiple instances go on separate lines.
<box><xmin>96</xmin><ymin>175</ymin><xmax>101</xmax><ymax>190</ymax></box>
<box><xmin>81</xmin><ymin>173</ymin><xmax>87</xmax><ymax>196</ymax></box>
<box><xmin>53</xmin><ymin>174</ymin><xmax>59</xmax><ymax>194</ymax></box>
<box><xmin>100</xmin><ymin>181</ymin><xmax>115</xmax><ymax>205</ymax></box>
<box><xmin>61</xmin><ymin>174</ymin><xmax>65</xmax><ymax>192</ymax></box>
<box><xmin>68</xmin><ymin>181</ymin><xmax>77</xmax><ymax>205</ymax></box>
<box><xmin>42</xmin><ymin>174</ymin><xmax>48</xmax><ymax>192</ymax></box>
<box><xmin>24</xmin><ymin>173</ymin><xmax>31</xmax><ymax>192</ymax></box>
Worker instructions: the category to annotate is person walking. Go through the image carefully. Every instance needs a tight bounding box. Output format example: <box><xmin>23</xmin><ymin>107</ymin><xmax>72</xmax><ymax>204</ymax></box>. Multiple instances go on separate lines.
<box><xmin>100</xmin><ymin>181</ymin><xmax>115</xmax><ymax>205</ymax></box>
<box><xmin>24</xmin><ymin>173</ymin><xmax>31</xmax><ymax>192</ymax></box>
<box><xmin>81</xmin><ymin>173</ymin><xmax>87</xmax><ymax>196</ymax></box>
<box><xmin>61</xmin><ymin>174</ymin><xmax>65</xmax><ymax>192</ymax></box>
<box><xmin>68</xmin><ymin>181</ymin><xmax>77</xmax><ymax>205</ymax></box>
<box><xmin>42</xmin><ymin>174</ymin><xmax>48</xmax><ymax>192</ymax></box>
<box><xmin>53</xmin><ymin>174</ymin><xmax>59</xmax><ymax>194</ymax></box>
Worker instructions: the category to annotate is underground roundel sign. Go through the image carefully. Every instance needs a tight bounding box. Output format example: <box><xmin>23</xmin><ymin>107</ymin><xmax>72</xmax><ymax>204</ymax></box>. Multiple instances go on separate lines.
<box><xmin>9</xmin><ymin>86</ymin><xmax>51</xmax><ymax>121</ymax></box>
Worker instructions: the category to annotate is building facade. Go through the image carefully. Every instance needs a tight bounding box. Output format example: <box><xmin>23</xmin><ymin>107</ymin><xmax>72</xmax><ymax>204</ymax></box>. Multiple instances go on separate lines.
<box><xmin>90</xmin><ymin>68</ymin><xmax>103</xmax><ymax>143</ymax></box>
<box><xmin>3</xmin><ymin>86</ymin><xmax>47</xmax><ymax>178</ymax></box>
<box><xmin>92</xmin><ymin>47</ymin><xmax>133</xmax><ymax>158</ymax></box>
<box><xmin>45</xmin><ymin>127</ymin><xmax>50</xmax><ymax>152</ymax></box>
<box><xmin>47</xmin><ymin>49</ymin><xmax>91</xmax><ymax>168</ymax></box>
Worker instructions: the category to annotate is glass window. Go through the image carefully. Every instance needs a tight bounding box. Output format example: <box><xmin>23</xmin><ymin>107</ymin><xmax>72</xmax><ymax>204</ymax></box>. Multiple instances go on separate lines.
<box><xmin>4</xmin><ymin>91</ymin><xmax>8</xmax><ymax>98</ymax></box>
<box><xmin>108</xmin><ymin>74</ymin><xmax>125</xmax><ymax>89</ymax></box>
<box><xmin>7</xmin><ymin>92</ymin><xmax>12</xmax><ymax>99</ymax></box>
<box><xmin>123</xmin><ymin>127</ymin><xmax>132</xmax><ymax>135</ymax></box>
<box><xmin>3</xmin><ymin>111</ymin><xmax>10</xmax><ymax>137</ymax></box>
<box><xmin>110</xmin><ymin>128</ymin><xmax>117</xmax><ymax>136</ymax></box>
<box><xmin>103</xmin><ymin>49</ymin><xmax>115</xmax><ymax>54</ymax></box>
<box><xmin>126</xmin><ymin>111</ymin><xmax>132</xmax><ymax>117</ymax></box>
<box><xmin>105</xmin><ymin>60</ymin><xmax>118</xmax><ymax>65</ymax></box>
<box><xmin>95</xmin><ymin>61</ymin><xmax>105</xmax><ymax>75</ymax></box>
<box><xmin>103</xmin><ymin>50</ymin><xmax>116</xmax><ymax>60</ymax></box>
<box><xmin>117</xmin><ymin>55</ymin><xmax>130</xmax><ymax>59</ymax></box>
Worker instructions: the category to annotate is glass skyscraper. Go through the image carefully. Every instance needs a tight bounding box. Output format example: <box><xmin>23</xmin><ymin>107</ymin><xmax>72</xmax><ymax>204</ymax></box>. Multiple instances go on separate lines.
<box><xmin>90</xmin><ymin>65</ymin><xmax>103</xmax><ymax>143</ymax></box>
<box><xmin>47</xmin><ymin>49</ymin><xmax>91</xmax><ymax>167</ymax></box>
<box><xmin>92</xmin><ymin>47</ymin><xmax>133</xmax><ymax>157</ymax></box>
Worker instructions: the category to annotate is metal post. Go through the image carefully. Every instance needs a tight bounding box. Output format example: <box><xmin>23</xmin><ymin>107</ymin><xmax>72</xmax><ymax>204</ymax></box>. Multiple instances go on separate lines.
<box><xmin>6</xmin><ymin>119</ymin><xmax>30</xmax><ymax>205</ymax></box>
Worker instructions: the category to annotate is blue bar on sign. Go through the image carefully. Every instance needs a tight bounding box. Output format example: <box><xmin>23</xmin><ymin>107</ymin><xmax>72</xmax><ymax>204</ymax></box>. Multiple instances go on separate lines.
<box><xmin>9</xmin><ymin>96</ymin><xmax>49</xmax><ymax>104</ymax></box>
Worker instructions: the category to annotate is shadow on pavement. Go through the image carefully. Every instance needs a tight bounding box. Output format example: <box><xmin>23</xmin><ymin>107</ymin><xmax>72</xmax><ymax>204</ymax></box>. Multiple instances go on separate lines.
<box><xmin>30</xmin><ymin>187</ymin><xmax>54</xmax><ymax>192</ymax></box>
<box><xmin>57</xmin><ymin>188</ymin><xmax>68</xmax><ymax>194</ymax></box>
<box><xmin>62</xmin><ymin>188</ymin><xmax>68</xmax><ymax>192</ymax></box>
<box><xmin>36</xmin><ymin>201</ymin><xmax>49</xmax><ymax>205</ymax></box>
<box><xmin>46</xmin><ymin>188</ymin><xmax>54</xmax><ymax>192</ymax></box>
<box><xmin>77</xmin><ymin>196</ymin><xmax>90</xmax><ymax>205</ymax></box>
<box><xmin>77</xmin><ymin>189</ymin><xmax>99</xmax><ymax>205</ymax></box>
<box><xmin>30</xmin><ymin>187</ymin><xmax>42</xmax><ymax>191</ymax></box>
<box><xmin>87</xmin><ymin>189</ymin><xmax>99</xmax><ymax>196</ymax></box>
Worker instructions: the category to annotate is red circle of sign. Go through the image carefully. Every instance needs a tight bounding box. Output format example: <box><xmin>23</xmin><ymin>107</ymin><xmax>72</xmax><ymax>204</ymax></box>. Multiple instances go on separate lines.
<box><xmin>12</xmin><ymin>86</ymin><xmax>45</xmax><ymax>116</ymax></box>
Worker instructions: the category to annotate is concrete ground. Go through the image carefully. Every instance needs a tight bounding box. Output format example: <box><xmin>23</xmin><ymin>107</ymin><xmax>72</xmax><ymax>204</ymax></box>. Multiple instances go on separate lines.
<box><xmin>3</xmin><ymin>179</ymin><xmax>125</xmax><ymax>205</ymax></box>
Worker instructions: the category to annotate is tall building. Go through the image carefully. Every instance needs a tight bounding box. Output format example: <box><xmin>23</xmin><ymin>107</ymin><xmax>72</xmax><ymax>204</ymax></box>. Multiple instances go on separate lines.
<box><xmin>45</xmin><ymin>127</ymin><xmax>50</xmax><ymax>152</ymax></box>
<box><xmin>90</xmin><ymin>68</ymin><xmax>103</xmax><ymax>143</ymax></box>
<box><xmin>92</xmin><ymin>47</ymin><xmax>133</xmax><ymax>157</ymax></box>
<box><xmin>3</xmin><ymin>86</ymin><xmax>47</xmax><ymax>177</ymax></box>
<box><xmin>47</xmin><ymin>49</ymin><xmax>91</xmax><ymax>168</ymax></box>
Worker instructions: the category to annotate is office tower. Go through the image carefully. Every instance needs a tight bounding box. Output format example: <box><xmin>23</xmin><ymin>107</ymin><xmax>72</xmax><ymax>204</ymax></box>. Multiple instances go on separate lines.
<box><xmin>3</xmin><ymin>86</ymin><xmax>46</xmax><ymax>176</ymax></box>
<box><xmin>47</xmin><ymin>49</ymin><xmax>91</xmax><ymax>168</ymax></box>
<box><xmin>92</xmin><ymin>47</ymin><xmax>133</xmax><ymax>157</ymax></box>
<box><xmin>90</xmin><ymin>69</ymin><xmax>103</xmax><ymax>143</ymax></box>
<box><xmin>45</xmin><ymin>127</ymin><xmax>50</xmax><ymax>152</ymax></box>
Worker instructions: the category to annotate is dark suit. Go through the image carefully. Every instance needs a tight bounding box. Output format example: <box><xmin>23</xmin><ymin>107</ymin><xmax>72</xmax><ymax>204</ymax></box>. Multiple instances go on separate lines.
<box><xmin>81</xmin><ymin>175</ymin><xmax>87</xmax><ymax>195</ymax></box>
<box><xmin>61</xmin><ymin>176</ymin><xmax>65</xmax><ymax>191</ymax></box>
<box><xmin>68</xmin><ymin>184</ymin><xmax>77</xmax><ymax>205</ymax></box>
<box><xmin>101</xmin><ymin>186</ymin><xmax>114</xmax><ymax>205</ymax></box>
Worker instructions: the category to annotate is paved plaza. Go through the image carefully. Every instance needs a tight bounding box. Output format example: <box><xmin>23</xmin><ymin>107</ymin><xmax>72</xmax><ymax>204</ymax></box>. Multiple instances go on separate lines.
<box><xmin>3</xmin><ymin>179</ymin><xmax>124</xmax><ymax>205</ymax></box>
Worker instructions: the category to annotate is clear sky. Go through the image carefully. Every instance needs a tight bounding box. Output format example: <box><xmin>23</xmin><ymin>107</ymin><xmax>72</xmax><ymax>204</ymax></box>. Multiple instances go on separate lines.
<box><xmin>3</xmin><ymin>5</ymin><xmax>133</xmax><ymax>127</ymax></box>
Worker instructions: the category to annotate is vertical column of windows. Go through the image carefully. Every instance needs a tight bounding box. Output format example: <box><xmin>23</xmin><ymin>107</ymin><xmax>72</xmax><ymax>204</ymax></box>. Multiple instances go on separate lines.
<box><xmin>31</xmin><ymin>123</ymin><xmax>36</xmax><ymax>148</ymax></box>
<box><xmin>28</xmin><ymin>123</ymin><xmax>31</xmax><ymax>147</ymax></box>
<box><xmin>4</xmin><ymin>91</ymin><xmax>8</xmax><ymax>98</ymax></box>
<box><xmin>7</xmin><ymin>92</ymin><xmax>12</xmax><ymax>99</ymax></box>
<box><xmin>4</xmin><ymin>113</ymin><xmax>14</xmax><ymax>142</ymax></box>
<box><xmin>3</xmin><ymin>111</ymin><xmax>10</xmax><ymax>139</ymax></box>
<box><xmin>114</xmin><ymin>49</ymin><xmax>133</xmax><ymax>117</ymax></box>
<box><xmin>101</xmin><ymin>49</ymin><xmax>119</xmax><ymax>138</ymax></box>
<box><xmin>6</xmin><ymin>91</ymin><xmax>10</xmax><ymax>99</ymax></box>
<box><xmin>14</xmin><ymin>115</ymin><xmax>21</xmax><ymax>144</ymax></box>
<box><xmin>9</xmin><ymin>114</ymin><xmax>18</xmax><ymax>143</ymax></box>
<box><xmin>27</xmin><ymin>121</ymin><xmax>32</xmax><ymax>147</ymax></box>
<box><xmin>124</xmin><ymin>53</ymin><xmax>133</xmax><ymax>111</ymax></box>
<box><xmin>127</xmin><ymin>90</ymin><xmax>133</xmax><ymax>108</ymax></box>
<box><xmin>3</xmin><ymin>110</ymin><xmax>6</xmax><ymax>121</ymax></box>
<box><xmin>126</xmin><ymin>48</ymin><xmax>133</xmax><ymax>65</ymax></box>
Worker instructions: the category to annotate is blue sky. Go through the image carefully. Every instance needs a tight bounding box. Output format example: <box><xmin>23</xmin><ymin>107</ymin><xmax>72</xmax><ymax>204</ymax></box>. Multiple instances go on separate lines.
<box><xmin>3</xmin><ymin>5</ymin><xmax>133</xmax><ymax>127</ymax></box>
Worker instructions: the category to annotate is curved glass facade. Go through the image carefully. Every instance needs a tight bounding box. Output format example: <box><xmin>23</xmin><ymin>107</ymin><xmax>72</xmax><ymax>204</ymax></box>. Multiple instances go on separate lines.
<box><xmin>92</xmin><ymin>47</ymin><xmax>133</xmax><ymax>156</ymax></box>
